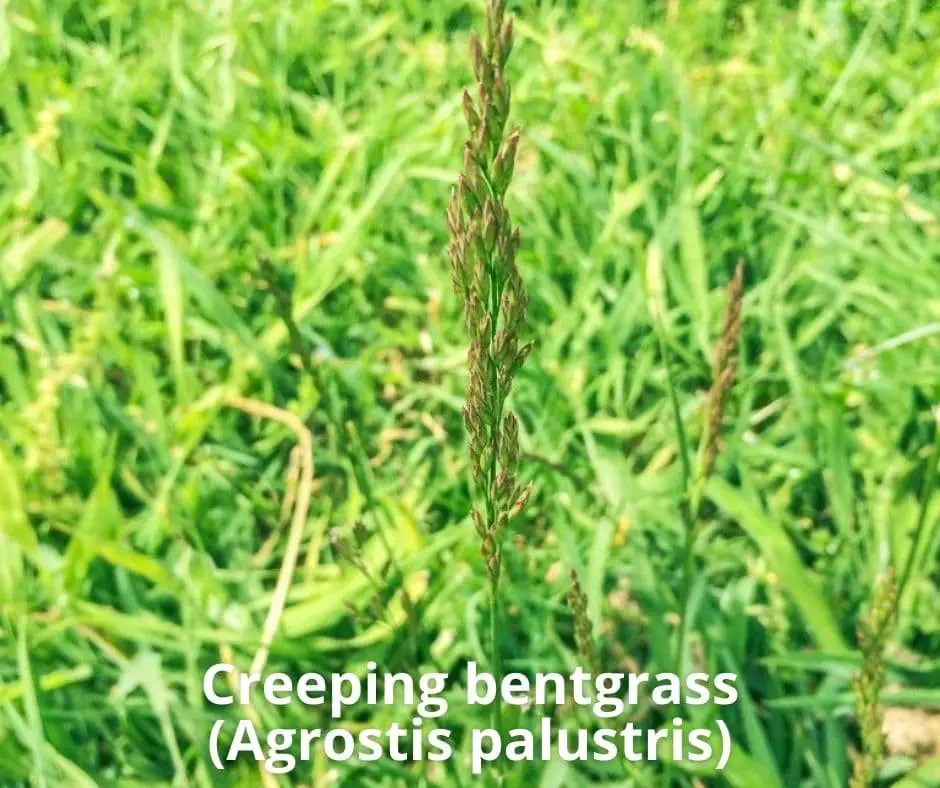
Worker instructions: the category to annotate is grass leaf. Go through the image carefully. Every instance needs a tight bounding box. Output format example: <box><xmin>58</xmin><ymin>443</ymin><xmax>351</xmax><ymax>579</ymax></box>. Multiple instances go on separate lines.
<box><xmin>64</xmin><ymin>471</ymin><xmax>121</xmax><ymax>594</ymax></box>
<box><xmin>707</xmin><ymin>478</ymin><xmax>846</xmax><ymax>651</ymax></box>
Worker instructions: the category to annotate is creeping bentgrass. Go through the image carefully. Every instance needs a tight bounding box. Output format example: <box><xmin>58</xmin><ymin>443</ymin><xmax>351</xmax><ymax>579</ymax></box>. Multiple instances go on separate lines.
<box><xmin>2</xmin><ymin>0</ymin><xmax>939</xmax><ymax>785</ymax></box>
<box><xmin>446</xmin><ymin>0</ymin><xmax>531</xmax><ymax>740</ymax></box>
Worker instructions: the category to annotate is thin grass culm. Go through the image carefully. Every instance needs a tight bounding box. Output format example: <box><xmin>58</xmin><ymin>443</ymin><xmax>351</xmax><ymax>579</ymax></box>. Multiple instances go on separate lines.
<box><xmin>850</xmin><ymin>567</ymin><xmax>898</xmax><ymax>788</ymax></box>
<box><xmin>447</xmin><ymin>0</ymin><xmax>530</xmax><ymax>743</ymax></box>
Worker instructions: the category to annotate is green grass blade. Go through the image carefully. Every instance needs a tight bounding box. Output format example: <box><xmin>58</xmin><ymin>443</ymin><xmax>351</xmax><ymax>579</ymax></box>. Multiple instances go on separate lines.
<box><xmin>769</xmin><ymin>688</ymin><xmax>940</xmax><ymax>711</ymax></box>
<box><xmin>0</xmin><ymin>446</ymin><xmax>37</xmax><ymax>556</ymax></box>
<box><xmin>677</xmin><ymin>188</ymin><xmax>711</xmax><ymax>358</ymax></box>
<box><xmin>17</xmin><ymin>617</ymin><xmax>47</xmax><ymax>788</ymax></box>
<box><xmin>895</xmin><ymin>757</ymin><xmax>940</xmax><ymax>788</ymax></box>
<box><xmin>64</xmin><ymin>470</ymin><xmax>121</xmax><ymax>594</ymax></box>
<box><xmin>707</xmin><ymin>478</ymin><xmax>846</xmax><ymax>651</ymax></box>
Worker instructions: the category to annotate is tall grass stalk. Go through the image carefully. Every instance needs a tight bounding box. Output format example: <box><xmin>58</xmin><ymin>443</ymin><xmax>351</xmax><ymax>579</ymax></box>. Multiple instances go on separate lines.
<box><xmin>447</xmin><ymin>0</ymin><xmax>531</xmax><ymax>742</ymax></box>
<box><xmin>672</xmin><ymin>263</ymin><xmax>744</xmax><ymax>671</ymax></box>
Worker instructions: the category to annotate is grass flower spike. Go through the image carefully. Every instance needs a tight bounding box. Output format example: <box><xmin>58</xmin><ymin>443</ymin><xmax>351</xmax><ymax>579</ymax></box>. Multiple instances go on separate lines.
<box><xmin>566</xmin><ymin>569</ymin><xmax>598</xmax><ymax>673</ymax></box>
<box><xmin>698</xmin><ymin>261</ymin><xmax>744</xmax><ymax>488</ymax></box>
<box><xmin>850</xmin><ymin>568</ymin><xmax>898</xmax><ymax>788</ymax></box>
<box><xmin>447</xmin><ymin>0</ymin><xmax>530</xmax><ymax>583</ymax></box>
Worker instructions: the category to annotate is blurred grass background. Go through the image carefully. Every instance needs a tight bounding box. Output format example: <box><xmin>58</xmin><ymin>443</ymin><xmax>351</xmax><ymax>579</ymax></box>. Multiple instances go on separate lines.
<box><xmin>1</xmin><ymin>0</ymin><xmax>939</xmax><ymax>785</ymax></box>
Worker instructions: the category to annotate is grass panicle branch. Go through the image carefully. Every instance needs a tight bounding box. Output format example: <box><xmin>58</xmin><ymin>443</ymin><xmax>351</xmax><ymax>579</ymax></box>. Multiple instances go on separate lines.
<box><xmin>566</xmin><ymin>568</ymin><xmax>598</xmax><ymax>673</ymax></box>
<box><xmin>447</xmin><ymin>0</ymin><xmax>530</xmax><ymax>741</ymax></box>
<box><xmin>694</xmin><ymin>261</ymin><xmax>744</xmax><ymax>505</ymax></box>
<box><xmin>850</xmin><ymin>567</ymin><xmax>898</xmax><ymax>788</ymax></box>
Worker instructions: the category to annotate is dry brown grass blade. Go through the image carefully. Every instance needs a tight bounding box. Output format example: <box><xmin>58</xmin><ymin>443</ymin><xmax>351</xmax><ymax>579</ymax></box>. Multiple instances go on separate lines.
<box><xmin>218</xmin><ymin>643</ymin><xmax>279</xmax><ymax>788</ymax></box>
<box><xmin>227</xmin><ymin>396</ymin><xmax>314</xmax><ymax>678</ymax></box>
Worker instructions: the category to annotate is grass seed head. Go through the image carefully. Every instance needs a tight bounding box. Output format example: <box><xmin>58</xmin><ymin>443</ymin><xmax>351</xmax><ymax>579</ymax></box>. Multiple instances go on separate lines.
<box><xmin>566</xmin><ymin>569</ymin><xmax>598</xmax><ymax>672</ymax></box>
<box><xmin>850</xmin><ymin>567</ymin><xmax>898</xmax><ymax>788</ymax></box>
<box><xmin>701</xmin><ymin>261</ymin><xmax>745</xmax><ymax>480</ymax></box>
<box><xmin>448</xmin><ymin>0</ymin><xmax>529</xmax><ymax>580</ymax></box>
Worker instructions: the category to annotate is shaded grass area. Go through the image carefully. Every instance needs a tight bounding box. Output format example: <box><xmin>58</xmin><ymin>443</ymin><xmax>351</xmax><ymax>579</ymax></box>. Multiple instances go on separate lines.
<box><xmin>1</xmin><ymin>0</ymin><xmax>939</xmax><ymax>785</ymax></box>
